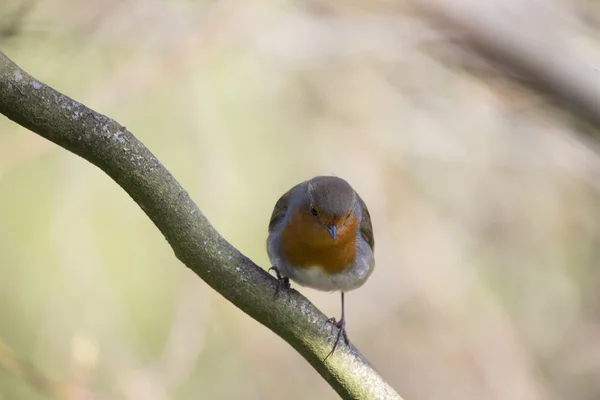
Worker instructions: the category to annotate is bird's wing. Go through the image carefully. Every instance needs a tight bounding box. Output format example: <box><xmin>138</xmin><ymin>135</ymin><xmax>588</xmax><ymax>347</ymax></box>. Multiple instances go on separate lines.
<box><xmin>268</xmin><ymin>184</ymin><xmax>299</xmax><ymax>232</ymax></box>
<box><xmin>356</xmin><ymin>192</ymin><xmax>374</xmax><ymax>251</ymax></box>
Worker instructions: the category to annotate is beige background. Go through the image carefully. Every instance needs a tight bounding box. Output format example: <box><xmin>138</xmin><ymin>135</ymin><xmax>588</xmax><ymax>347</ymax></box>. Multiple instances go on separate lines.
<box><xmin>1</xmin><ymin>1</ymin><xmax>600</xmax><ymax>399</ymax></box>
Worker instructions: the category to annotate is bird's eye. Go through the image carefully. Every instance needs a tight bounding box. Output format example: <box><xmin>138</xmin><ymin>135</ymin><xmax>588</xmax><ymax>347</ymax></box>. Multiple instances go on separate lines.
<box><xmin>343</xmin><ymin>212</ymin><xmax>352</xmax><ymax>225</ymax></box>
<box><xmin>310</xmin><ymin>206</ymin><xmax>318</xmax><ymax>216</ymax></box>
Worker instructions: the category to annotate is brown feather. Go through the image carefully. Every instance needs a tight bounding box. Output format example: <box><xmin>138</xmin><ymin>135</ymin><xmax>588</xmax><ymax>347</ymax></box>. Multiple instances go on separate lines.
<box><xmin>268</xmin><ymin>184</ymin><xmax>297</xmax><ymax>232</ymax></box>
<box><xmin>356</xmin><ymin>192</ymin><xmax>374</xmax><ymax>251</ymax></box>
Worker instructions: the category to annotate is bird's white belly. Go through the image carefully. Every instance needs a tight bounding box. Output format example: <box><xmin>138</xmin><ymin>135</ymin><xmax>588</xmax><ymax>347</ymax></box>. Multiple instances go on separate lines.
<box><xmin>289</xmin><ymin>264</ymin><xmax>357</xmax><ymax>292</ymax></box>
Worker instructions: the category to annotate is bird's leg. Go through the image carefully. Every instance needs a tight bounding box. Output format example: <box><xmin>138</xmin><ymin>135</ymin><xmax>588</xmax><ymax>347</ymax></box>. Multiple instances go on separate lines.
<box><xmin>268</xmin><ymin>266</ymin><xmax>291</xmax><ymax>300</ymax></box>
<box><xmin>324</xmin><ymin>292</ymin><xmax>350</xmax><ymax>361</ymax></box>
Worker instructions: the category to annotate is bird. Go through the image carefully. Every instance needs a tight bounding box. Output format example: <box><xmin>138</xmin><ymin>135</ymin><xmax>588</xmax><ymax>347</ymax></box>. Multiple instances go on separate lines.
<box><xmin>266</xmin><ymin>175</ymin><xmax>375</xmax><ymax>360</ymax></box>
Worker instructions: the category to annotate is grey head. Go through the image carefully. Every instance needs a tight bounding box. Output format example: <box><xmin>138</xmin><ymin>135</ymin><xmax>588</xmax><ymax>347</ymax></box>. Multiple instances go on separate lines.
<box><xmin>306</xmin><ymin>176</ymin><xmax>356</xmax><ymax>239</ymax></box>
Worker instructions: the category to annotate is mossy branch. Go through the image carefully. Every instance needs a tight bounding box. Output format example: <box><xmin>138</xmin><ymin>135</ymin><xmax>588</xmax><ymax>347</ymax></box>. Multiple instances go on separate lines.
<box><xmin>0</xmin><ymin>50</ymin><xmax>401</xmax><ymax>400</ymax></box>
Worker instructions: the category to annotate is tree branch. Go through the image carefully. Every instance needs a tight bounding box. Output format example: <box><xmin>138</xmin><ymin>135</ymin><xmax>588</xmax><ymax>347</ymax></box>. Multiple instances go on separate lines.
<box><xmin>0</xmin><ymin>50</ymin><xmax>401</xmax><ymax>400</ymax></box>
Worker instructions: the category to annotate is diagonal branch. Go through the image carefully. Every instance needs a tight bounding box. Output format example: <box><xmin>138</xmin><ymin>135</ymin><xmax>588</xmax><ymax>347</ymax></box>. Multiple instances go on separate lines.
<box><xmin>0</xmin><ymin>50</ymin><xmax>401</xmax><ymax>400</ymax></box>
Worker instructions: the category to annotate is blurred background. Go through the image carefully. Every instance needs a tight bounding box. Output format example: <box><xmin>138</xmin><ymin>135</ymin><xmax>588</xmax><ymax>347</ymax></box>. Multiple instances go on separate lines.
<box><xmin>2</xmin><ymin>0</ymin><xmax>600</xmax><ymax>399</ymax></box>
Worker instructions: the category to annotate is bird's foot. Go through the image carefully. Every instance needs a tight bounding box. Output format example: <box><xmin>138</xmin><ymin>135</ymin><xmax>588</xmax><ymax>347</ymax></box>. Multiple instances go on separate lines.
<box><xmin>324</xmin><ymin>316</ymin><xmax>350</xmax><ymax>361</ymax></box>
<box><xmin>268</xmin><ymin>266</ymin><xmax>291</xmax><ymax>300</ymax></box>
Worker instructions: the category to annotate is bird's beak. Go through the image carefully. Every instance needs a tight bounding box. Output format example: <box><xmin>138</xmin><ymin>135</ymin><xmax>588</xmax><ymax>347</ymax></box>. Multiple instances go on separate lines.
<box><xmin>326</xmin><ymin>225</ymin><xmax>337</xmax><ymax>240</ymax></box>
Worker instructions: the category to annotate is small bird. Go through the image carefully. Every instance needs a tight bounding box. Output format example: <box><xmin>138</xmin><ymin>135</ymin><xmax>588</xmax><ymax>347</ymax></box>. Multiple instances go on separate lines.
<box><xmin>266</xmin><ymin>176</ymin><xmax>375</xmax><ymax>359</ymax></box>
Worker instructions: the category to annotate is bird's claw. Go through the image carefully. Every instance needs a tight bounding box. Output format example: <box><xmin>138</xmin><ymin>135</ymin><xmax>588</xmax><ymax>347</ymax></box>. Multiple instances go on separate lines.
<box><xmin>269</xmin><ymin>266</ymin><xmax>291</xmax><ymax>300</ymax></box>
<box><xmin>324</xmin><ymin>316</ymin><xmax>350</xmax><ymax>361</ymax></box>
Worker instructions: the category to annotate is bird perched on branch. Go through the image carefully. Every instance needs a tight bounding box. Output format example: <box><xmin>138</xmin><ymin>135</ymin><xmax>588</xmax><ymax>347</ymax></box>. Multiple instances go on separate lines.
<box><xmin>267</xmin><ymin>176</ymin><xmax>375</xmax><ymax>360</ymax></box>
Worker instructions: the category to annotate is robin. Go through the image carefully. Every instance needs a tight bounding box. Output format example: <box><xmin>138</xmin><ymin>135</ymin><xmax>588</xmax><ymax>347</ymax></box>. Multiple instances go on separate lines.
<box><xmin>267</xmin><ymin>176</ymin><xmax>375</xmax><ymax>359</ymax></box>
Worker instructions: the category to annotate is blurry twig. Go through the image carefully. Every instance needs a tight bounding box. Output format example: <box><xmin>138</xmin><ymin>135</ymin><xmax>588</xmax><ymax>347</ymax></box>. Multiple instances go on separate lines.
<box><xmin>0</xmin><ymin>51</ymin><xmax>402</xmax><ymax>400</ymax></box>
<box><xmin>0</xmin><ymin>0</ymin><xmax>38</xmax><ymax>41</ymax></box>
<box><xmin>412</xmin><ymin>0</ymin><xmax>600</xmax><ymax>139</ymax></box>
<box><xmin>0</xmin><ymin>336</ymin><xmax>67</xmax><ymax>399</ymax></box>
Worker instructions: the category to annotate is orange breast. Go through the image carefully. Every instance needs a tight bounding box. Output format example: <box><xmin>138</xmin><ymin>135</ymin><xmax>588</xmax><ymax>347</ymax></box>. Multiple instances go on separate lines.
<box><xmin>280</xmin><ymin>209</ymin><xmax>358</xmax><ymax>274</ymax></box>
